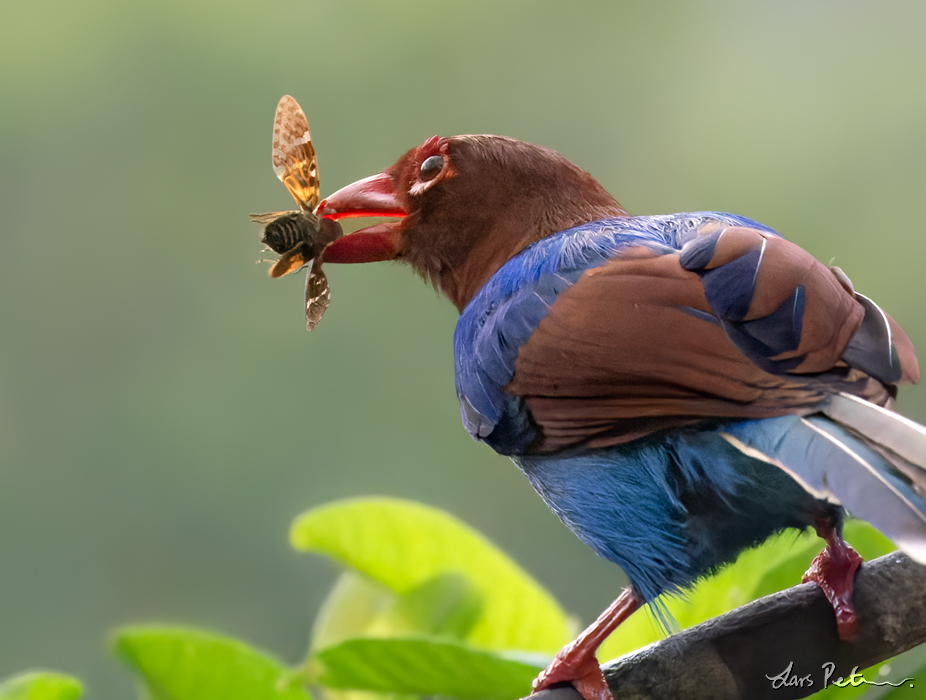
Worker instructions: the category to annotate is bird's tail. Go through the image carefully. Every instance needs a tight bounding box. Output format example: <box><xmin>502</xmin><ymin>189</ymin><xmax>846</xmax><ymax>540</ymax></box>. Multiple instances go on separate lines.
<box><xmin>720</xmin><ymin>393</ymin><xmax>926</xmax><ymax>565</ymax></box>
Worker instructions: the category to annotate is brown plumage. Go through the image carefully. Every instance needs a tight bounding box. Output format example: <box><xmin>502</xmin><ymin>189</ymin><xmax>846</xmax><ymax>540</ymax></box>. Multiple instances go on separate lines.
<box><xmin>323</xmin><ymin>135</ymin><xmax>626</xmax><ymax>309</ymax></box>
<box><xmin>315</xmin><ymin>132</ymin><xmax>925</xmax><ymax>700</ymax></box>
<box><xmin>512</xmin><ymin>229</ymin><xmax>916</xmax><ymax>452</ymax></box>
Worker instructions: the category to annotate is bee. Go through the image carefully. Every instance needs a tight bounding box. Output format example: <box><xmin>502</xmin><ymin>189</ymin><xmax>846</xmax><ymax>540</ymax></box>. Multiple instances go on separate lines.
<box><xmin>251</xmin><ymin>95</ymin><xmax>342</xmax><ymax>330</ymax></box>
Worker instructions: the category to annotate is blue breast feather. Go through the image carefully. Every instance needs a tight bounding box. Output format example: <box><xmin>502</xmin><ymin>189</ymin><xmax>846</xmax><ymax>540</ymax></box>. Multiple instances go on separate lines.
<box><xmin>514</xmin><ymin>424</ymin><xmax>819</xmax><ymax>604</ymax></box>
<box><xmin>453</xmin><ymin>212</ymin><xmax>778</xmax><ymax>451</ymax></box>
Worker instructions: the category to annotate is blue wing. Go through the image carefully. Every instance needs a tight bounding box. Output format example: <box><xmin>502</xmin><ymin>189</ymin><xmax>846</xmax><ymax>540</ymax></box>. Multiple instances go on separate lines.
<box><xmin>455</xmin><ymin>212</ymin><xmax>914</xmax><ymax>455</ymax></box>
<box><xmin>454</xmin><ymin>212</ymin><xmax>777</xmax><ymax>452</ymax></box>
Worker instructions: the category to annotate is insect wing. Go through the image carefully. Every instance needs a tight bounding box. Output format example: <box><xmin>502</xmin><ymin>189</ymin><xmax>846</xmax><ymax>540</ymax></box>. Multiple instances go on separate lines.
<box><xmin>305</xmin><ymin>258</ymin><xmax>330</xmax><ymax>331</ymax></box>
<box><xmin>249</xmin><ymin>211</ymin><xmax>291</xmax><ymax>225</ymax></box>
<box><xmin>272</xmin><ymin>96</ymin><xmax>320</xmax><ymax>213</ymax></box>
<box><xmin>269</xmin><ymin>246</ymin><xmax>306</xmax><ymax>278</ymax></box>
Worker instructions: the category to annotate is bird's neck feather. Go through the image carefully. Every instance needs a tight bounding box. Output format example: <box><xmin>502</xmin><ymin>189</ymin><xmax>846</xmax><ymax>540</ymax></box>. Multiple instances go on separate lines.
<box><xmin>400</xmin><ymin>137</ymin><xmax>627</xmax><ymax>310</ymax></box>
<box><xmin>432</xmin><ymin>199</ymin><xmax>627</xmax><ymax>311</ymax></box>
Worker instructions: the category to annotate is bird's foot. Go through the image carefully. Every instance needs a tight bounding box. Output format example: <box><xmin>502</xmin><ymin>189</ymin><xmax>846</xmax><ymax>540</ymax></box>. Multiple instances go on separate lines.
<box><xmin>532</xmin><ymin>641</ymin><xmax>612</xmax><ymax>700</ymax></box>
<box><xmin>803</xmin><ymin>527</ymin><xmax>863</xmax><ymax>641</ymax></box>
<box><xmin>530</xmin><ymin>587</ymin><xmax>641</xmax><ymax>700</ymax></box>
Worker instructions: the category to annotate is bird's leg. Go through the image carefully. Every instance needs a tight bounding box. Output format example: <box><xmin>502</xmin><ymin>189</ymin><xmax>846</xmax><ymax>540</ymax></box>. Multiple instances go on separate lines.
<box><xmin>802</xmin><ymin>515</ymin><xmax>863</xmax><ymax>641</ymax></box>
<box><xmin>531</xmin><ymin>586</ymin><xmax>642</xmax><ymax>700</ymax></box>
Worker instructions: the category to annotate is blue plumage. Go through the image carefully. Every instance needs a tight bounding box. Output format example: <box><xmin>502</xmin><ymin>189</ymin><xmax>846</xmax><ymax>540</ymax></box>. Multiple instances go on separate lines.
<box><xmin>320</xmin><ymin>132</ymin><xmax>926</xmax><ymax>697</ymax></box>
<box><xmin>454</xmin><ymin>212</ymin><xmax>774</xmax><ymax>449</ymax></box>
<box><xmin>514</xmin><ymin>430</ymin><xmax>820</xmax><ymax>605</ymax></box>
<box><xmin>453</xmin><ymin>211</ymin><xmax>926</xmax><ymax>608</ymax></box>
<box><xmin>722</xmin><ymin>413</ymin><xmax>926</xmax><ymax>562</ymax></box>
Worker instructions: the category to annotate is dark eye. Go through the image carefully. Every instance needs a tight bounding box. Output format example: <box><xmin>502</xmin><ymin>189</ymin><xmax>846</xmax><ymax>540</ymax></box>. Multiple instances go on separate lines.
<box><xmin>419</xmin><ymin>155</ymin><xmax>444</xmax><ymax>182</ymax></box>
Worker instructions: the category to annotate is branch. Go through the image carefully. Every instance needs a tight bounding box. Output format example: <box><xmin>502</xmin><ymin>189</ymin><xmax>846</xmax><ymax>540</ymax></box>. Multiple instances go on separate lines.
<box><xmin>526</xmin><ymin>552</ymin><xmax>926</xmax><ymax>700</ymax></box>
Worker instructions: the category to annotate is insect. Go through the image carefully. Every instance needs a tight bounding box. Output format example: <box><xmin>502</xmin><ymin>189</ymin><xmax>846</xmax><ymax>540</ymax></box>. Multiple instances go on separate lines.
<box><xmin>251</xmin><ymin>95</ymin><xmax>342</xmax><ymax>330</ymax></box>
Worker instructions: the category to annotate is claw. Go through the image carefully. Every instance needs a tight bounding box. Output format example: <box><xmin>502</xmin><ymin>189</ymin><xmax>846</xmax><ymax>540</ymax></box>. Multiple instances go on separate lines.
<box><xmin>803</xmin><ymin>518</ymin><xmax>863</xmax><ymax>641</ymax></box>
<box><xmin>532</xmin><ymin>640</ymin><xmax>610</xmax><ymax>698</ymax></box>
<box><xmin>531</xmin><ymin>587</ymin><xmax>642</xmax><ymax>700</ymax></box>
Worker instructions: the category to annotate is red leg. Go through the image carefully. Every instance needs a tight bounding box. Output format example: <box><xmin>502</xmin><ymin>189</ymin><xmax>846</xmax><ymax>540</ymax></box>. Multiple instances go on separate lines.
<box><xmin>532</xmin><ymin>587</ymin><xmax>643</xmax><ymax>700</ymax></box>
<box><xmin>802</xmin><ymin>518</ymin><xmax>863</xmax><ymax>641</ymax></box>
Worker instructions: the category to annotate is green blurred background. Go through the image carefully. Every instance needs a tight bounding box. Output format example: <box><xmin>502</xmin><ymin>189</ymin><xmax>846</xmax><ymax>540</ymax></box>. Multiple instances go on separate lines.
<box><xmin>2</xmin><ymin>0</ymin><xmax>926</xmax><ymax>696</ymax></box>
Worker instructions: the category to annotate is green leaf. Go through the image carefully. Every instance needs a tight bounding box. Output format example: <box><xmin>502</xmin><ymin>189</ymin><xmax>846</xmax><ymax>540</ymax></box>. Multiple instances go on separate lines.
<box><xmin>0</xmin><ymin>672</ymin><xmax>82</xmax><ymax>700</ymax></box>
<box><xmin>381</xmin><ymin>572</ymin><xmax>484</xmax><ymax>640</ymax></box>
<box><xmin>311</xmin><ymin>570</ymin><xmax>483</xmax><ymax>651</ymax></box>
<box><xmin>310</xmin><ymin>571</ymin><xmax>399</xmax><ymax>652</ymax></box>
<box><xmin>113</xmin><ymin>626</ymin><xmax>312</xmax><ymax>700</ymax></box>
<box><xmin>306</xmin><ymin>572</ymin><xmax>482</xmax><ymax>700</ymax></box>
<box><xmin>291</xmin><ymin>497</ymin><xmax>570</xmax><ymax>653</ymax></box>
<box><xmin>840</xmin><ymin>520</ymin><xmax>896</xmax><ymax>560</ymax></box>
<box><xmin>315</xmin><ymin>636</ymin><xmax>544</xmax><ymax>700</ymax></box>
<box><xmin>598</xmin><ymin>521</ymin><xmax>896</xmax><ymax>661</ymax></box>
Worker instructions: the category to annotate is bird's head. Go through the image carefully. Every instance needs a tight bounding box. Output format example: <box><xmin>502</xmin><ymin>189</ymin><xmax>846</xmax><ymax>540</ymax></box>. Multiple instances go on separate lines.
<box><xmin>318</xmin><ymin>135</ymin><xmax>626</xmax><ymax>311</ymax></box>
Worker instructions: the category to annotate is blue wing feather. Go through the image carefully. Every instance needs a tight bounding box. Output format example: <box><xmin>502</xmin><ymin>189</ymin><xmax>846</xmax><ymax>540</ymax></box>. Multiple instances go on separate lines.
<box><xmin>454</xmin><ymin>212</ymin><xmax>778</xmax><ymax>446</ymax></box>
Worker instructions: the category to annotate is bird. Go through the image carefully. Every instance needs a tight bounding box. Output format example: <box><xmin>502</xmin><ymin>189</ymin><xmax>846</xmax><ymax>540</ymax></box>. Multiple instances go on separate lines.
<box><xmin>312</xmin><ymin>134</ymin><xmax>926</xmax><ymax>700</ymax></box>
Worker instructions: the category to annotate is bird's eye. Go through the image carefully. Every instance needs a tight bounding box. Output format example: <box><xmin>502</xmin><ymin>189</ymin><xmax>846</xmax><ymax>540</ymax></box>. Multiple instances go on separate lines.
<box><xmin>419</xmin><ymin>155</ymin><xmax>444</xmax><ymax>182</ymax></box>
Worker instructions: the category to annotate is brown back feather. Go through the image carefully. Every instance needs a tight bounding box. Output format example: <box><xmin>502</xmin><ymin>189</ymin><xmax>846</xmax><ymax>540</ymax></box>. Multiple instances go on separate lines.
<box><xmin>509</xmin><ymin>246</ymin><xmax>893</xmax><ymax>453</ymax></box>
